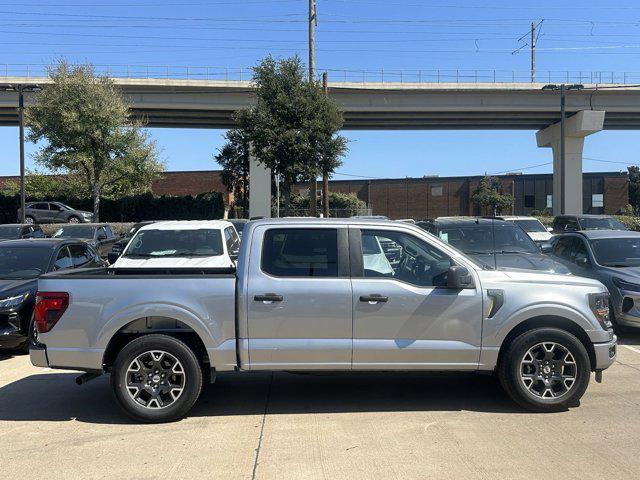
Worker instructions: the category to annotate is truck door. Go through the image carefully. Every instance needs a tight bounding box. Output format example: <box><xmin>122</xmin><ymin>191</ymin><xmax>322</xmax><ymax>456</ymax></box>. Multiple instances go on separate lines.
<box><xmin>350</xmin><ymin>227</ymin><xmax>483</xmax><ymax>370</ymax></box>
<box><xmin>246</xmin><ymin>226</ymin><xmax>352</xmax><ymax>370</ymax></box>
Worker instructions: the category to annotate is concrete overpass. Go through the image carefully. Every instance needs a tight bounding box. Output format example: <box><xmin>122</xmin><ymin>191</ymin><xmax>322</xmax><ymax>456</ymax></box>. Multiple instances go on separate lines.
<box><xmin>2</xmin><ymin>77</ymin><xmax>639</xmax><ymax>216</ymax></box>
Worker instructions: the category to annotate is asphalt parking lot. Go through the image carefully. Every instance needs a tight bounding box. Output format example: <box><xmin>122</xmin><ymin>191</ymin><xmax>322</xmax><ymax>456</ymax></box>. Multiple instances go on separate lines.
<box><xmin>1</xmin><ymin>334</ymin><xmax>640</xmax><ymax>480</ymax></box>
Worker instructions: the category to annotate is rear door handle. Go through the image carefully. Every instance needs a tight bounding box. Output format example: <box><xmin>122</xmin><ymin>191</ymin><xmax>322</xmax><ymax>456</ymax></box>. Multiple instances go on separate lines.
<box><xmin>254</xmin><ymin>293</ymin><xmax>283</xmax><ymax>303</ymax></box>
<box><xmin>359</xmin><ymin>294</ymin><xmax>388</xmax><ymax>303</ymax></box>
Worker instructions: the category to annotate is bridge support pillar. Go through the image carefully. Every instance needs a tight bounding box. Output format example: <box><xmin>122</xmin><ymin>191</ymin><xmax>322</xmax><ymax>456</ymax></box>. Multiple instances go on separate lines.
<box><xmin>536</xmin><ymin>110</ymin><xmax>605</xmax><ymax>215</ymax></box>
<box><xmin>249</xmin><ymin>157</ymin><xmax>272</xmax><ymax>218</ymax></box>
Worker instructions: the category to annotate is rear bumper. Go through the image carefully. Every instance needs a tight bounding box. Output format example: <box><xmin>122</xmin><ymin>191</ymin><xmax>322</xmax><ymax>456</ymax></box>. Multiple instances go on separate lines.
<box><xmin>593</xmin><ymin>334</ymin><xmax>617</xmax><ymax>371</ymax></box>
<box><xmin>30</xmin><ymin>343</ymin><xmax>49</xmax><ymax>367</ymax></box>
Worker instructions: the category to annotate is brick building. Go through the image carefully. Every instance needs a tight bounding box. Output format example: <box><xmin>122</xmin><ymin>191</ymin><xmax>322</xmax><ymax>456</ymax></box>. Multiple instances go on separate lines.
<box><xmin>307</xmin><ymin>171</ymin><xmax>628</xmax><ymax>219</ymax></box>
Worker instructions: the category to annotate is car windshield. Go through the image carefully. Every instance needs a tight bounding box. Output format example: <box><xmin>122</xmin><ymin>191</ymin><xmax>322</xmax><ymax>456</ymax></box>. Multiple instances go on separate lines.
<box><xmin>0</xmin><ymin>226</ymin><xmax>22</xmax><ymax>239</ymax></box>
<box><xmin>437</xmin><ymin>224</ymin><xmax>539</xmax><ymax>255</ymax></box>
<box><xmin>123</xmin><ymin>229</ymin><xmax>224</xmax><ymax>258</ymax></box>
<box><xmin>128</xmin><ymin>223</ymin><xmax>149</xmax><ymax>236</ymax></box>
<box><xmin>0</xmin><ymin>246</ymin><xmax>52</xmax><ymax>279</ymax></box>
<box><xmin>579</xmin><ymin>217</ymin><xmax>627</xmax><ymax>231</ymax></box>
<box><xmin>512</xmin><ymin>219</ymin><xmax>548</xmax><ymax>233</ymax></box>
<box><xmin>591</xmin><ymin>238</ymin><xmax>640</xmax><ymax>267</ymax></box>
<box><xmin>52</xmin><ymin>226</ymin><xmax>95</xmax><ymax>239</ymax></box>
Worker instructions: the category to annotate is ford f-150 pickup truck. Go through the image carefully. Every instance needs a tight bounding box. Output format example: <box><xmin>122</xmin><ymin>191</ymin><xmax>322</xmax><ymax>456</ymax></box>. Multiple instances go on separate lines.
<box><xmin>30</xmin><ymin>218</ymin><xmax>617</xmax><ymax>423</ymax></box>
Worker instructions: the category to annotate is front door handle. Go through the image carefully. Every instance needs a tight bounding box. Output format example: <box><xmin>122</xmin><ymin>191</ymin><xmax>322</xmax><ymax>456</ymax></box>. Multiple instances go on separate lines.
<box><xmin>359</xmin><ymin>294</ymin><xmax>388</xmax><ymax>303</ymax></box>
<box><xmin>254</xmin><ymin>293</ymin><xmax>283</xmax><ymax>303</ymax></box>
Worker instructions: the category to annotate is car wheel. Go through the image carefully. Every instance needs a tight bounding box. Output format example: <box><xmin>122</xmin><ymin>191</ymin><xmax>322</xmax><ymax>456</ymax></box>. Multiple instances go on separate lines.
<box><xmin>21</xmin><ymin>314</ymin><xmax>38</xmax><ymax>352</ymax></box>
<box><xmin>68</xmin><ymin>216</ymin><xmax>81</xmax><ymax>224</ymax></box>
<box><xmin>498</xmin><ymin>327</ymin><xmax>591</xmax><ymax>412</ymax></box>
<box><xmin>111</xmin><ymin>334</ymin><xmax>203</xmax><ymax>423</ymax></box>
<box><xmin>24</xmin><ymin>216</ymin><xmax>35</xmax><ymax>225</ymax></box>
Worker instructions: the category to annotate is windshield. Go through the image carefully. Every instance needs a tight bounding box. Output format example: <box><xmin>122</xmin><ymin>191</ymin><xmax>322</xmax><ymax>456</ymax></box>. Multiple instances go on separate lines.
<box><xmin>128</xmin><ymin>223</ymin><xmax>149</xmax><ymax>236</ymax></box>
<box><xmin>0</xmin><ymin>246</ymin><xmax>52</xmax><ymax>279</ymax></box>
<box><xmin>438</xmin><ymin>224</ymin><xmax>539</xmax><ymax>255</ymax></box>
<box><xmin>0</xmin><ymin>226</ymin><xmax>21</xmax><ymax>239</ymax></box>
<box><xmin>512</xmin><ymin>219</ymin><xmax>547</xmax><ymax>233</ymax></box>
<box><xmin>123</xmin><ymin>229</ymin><xmax>224</xmax><ymax>258</ymax></box>
<box><xmin>52</xmin><ymin>226</ymin><xmax>95</xmax><ymax>239</ymax></box>
<box><xmin>591</xmin><ymin>238</ymin><xmax>640</xmax><ymax>267</ymax></box>
<box><xmin>579</xmin><ymin>217</ymin><xmax>627</xmax><ymax>231</ymax></box>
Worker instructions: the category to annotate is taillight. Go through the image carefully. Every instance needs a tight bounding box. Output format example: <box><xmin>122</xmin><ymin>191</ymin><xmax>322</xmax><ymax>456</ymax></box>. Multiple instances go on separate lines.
<box><xmin>34</xmin><ymin>292</ymin><xmax>69</xmax><ymax>333</ymax></box>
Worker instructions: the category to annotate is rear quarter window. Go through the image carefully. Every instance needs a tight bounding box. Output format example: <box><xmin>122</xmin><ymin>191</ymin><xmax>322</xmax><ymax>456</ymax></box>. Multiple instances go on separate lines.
<box><xmin>261</xmin><ymin>228</ymin><xmax>338</xmax><ymax>277</ymax></box>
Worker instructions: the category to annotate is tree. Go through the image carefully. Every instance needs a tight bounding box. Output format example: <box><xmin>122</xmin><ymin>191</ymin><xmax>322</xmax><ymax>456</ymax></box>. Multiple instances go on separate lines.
<box><xmin>628</xmin><ymin>166</ymin><xmax>640</xmax><ymax>213</ymax></box>
<box><xmin>26</xmin><ymin>61</ymin><xmax>164</xmax><ymax>221</ymax></box>
<box><xmin>215</xmin><ymin>128</ymin><xmax>251</xmax><ymax>218</ymax></box>
<box><xmin>236</xmin><ymin>55</ymin><xmax>347</xmax><ymax>215</ymax></box>
<box><xmin>0</xmin><ymin>169</ymin><xmax>84</xmax><ymax>199</ymax></box>
<box><xmin>471</xmin><ymin>175</ymin><xmax>514</xmax><ymax>215</ymax></box>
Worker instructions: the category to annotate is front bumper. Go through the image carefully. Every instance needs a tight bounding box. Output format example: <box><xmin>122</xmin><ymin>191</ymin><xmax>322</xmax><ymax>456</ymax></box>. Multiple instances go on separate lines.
<box><xmin>610</xmin><ymin>287</ymin><xmax>640</xmax><ymax>328</ymax></box>
<box><xmin>30</xmin><ymin>343</ymin><xmax>49</xmax><ymax>367</ymax></box>
<box><xmin>593</xmin><ymin>333</ymin><xmax>617</xmax><ymax>371</ymax></box>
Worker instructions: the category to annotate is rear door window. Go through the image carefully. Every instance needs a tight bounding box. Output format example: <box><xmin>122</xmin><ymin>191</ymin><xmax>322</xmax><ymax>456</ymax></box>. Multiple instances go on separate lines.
<box><xmin>261</xmin><ymin>228</ymin><xmax>338</xmax><ymax>277</ymax></box>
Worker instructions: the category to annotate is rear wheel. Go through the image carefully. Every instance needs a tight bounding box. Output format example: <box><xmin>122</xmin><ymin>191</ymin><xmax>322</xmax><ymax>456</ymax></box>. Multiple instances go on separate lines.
<box><xmin>111</xmin><ymin>334</ymin><xmax>203</xmax><ymax>423</ymax></box>
<box><xmin>498</xmin><ymin>328</ymin><xmax>591</xmax><ymax>412</ymax></box>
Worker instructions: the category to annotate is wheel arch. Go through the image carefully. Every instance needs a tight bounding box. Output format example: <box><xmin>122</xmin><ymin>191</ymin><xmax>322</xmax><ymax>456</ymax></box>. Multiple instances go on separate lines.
<box><xmin>496</xmin><ymin>316</ymin><xmax>597</xmax><ymax>372</ymax></box>
<box><xmin>102</xmin><ymin>316</ymin><xmax>210</xmax><ymax>371</ymax></box>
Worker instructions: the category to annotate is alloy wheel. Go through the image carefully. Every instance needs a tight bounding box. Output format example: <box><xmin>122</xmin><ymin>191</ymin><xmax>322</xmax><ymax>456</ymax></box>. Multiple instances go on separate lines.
<box><xmin>125</xmin><ymin>350</ymin><xmax>186</xmax><ymax>410</ymax></box>
<box><xmin>520</xmin><ymin>342</ymin><xmax>577</xmax><ymax>399</ymax></box>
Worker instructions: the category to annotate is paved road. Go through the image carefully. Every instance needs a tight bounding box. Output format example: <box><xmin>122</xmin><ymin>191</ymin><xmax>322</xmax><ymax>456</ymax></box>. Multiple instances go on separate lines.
<box><xmin>2</xmin><ymin>334</ymin><xmax>640</xmax><ymax>480</ymax></box>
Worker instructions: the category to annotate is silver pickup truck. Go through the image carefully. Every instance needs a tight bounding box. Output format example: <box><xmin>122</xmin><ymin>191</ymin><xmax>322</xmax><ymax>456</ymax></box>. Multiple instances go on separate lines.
<box><xmin>30</xmin><ymin>218</ymin><xmax>617</xmax><ymax>422</ymax></box>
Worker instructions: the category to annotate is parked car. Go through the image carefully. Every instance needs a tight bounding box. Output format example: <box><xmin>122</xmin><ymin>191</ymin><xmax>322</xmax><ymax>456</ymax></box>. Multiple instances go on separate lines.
<box><xmin>51</xmin><ymin>223</ymin><xmax>118</xmax><ymax>258</ymax></box>
<box><xmin>228</xmin><ymin>219</ymin><xmax>249</xmax><ymax>238</ymax></box>
<box><xmin>490</xmin><ymin>216</ymin><xmax>554</xmax><ymax>244</ymax></box>
<box><xmin>0</xmin><ymin>224</ymin><xmax>45</xmax><ymax>241</ymax></box>
<box><xmin>417</xmin><ymin>217</ymin><xmax>570</xmax><ymax>274</ymax></box>
<box><xmin>550</xmin><ymin>230</ymin><xmax>640</xmax><ymax>331</ymax></box>
<box><xmin>19</xmin><ymin>201</ymin><xmax>94</xmax><ymax>224</ymax></box>
<box><xmin>0</xmin><ymin>238</ymin><xmax>104</xmax><ymax>350</ymax></box>
<box><xmin>32</xmin><ymin>218</ymin><xmax>615</xmax><ymax>422</ymax></box>
<box><xmin>552</xmin><ymin>214</ymin><xmax>627</xmax><ymax>233</ymax></box>
<box><xmin>107</xmin><ymin>221</ymin><xmax>156</xmax><ymax>263</ymax></box>
<box><xmin>110</xmin><ymin>220</ymin><xmax>239</xmax><ymax>269</ymax></box>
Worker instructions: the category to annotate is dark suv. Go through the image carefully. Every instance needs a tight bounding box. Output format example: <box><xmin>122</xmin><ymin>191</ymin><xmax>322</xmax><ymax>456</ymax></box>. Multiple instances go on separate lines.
<box><xmin>20</xmin><ymin>202</ymin><xmax>94</xmax><ymax>224</ymax></box>
<box><xmin>552</xmin><ymin>215</ymin><xmax>627</xmax><ymax>233</ymax></box>
<box><xmin>0</xmin><ymin>224</ymin><xmax>45</xmax><ymax>241</ymax></box>
<box><xmin>51</xmin><ymin>223</ymin><xmax>118</xmax><ymax>257</ymax></box>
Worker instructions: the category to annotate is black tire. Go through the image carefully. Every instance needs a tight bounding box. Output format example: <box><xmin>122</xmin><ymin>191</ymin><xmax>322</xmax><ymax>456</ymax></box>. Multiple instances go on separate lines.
<box><xmin>24</xmin><ymin>215</ymin><xmax>35</xmax><ymax>225</ymax></box>
<box><xmin>20</xmin><ymin>314</ymin><xmax>37</xmax><ymax>353</ymax></box>
<box><xmin>67</xmin><ymin>215</ymin><xmax>81</xmax><ymax>224</ymax></box>
<box><xmin>498</xmin><ymin>327</ymin><xmax>591</xmax><ymax>412</ymax></box>
<box><xmin>111</xmin><ymin>334</ymin><xmax>203</xmax><ymax>423</ymax></box>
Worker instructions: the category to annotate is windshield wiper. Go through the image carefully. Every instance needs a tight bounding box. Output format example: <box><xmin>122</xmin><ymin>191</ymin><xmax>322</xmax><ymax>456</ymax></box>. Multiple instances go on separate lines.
<box><xmin>122</xmin><ymin>254</ymin><xmax>154</xmax><ymax>259</ymax></box>
<box><xmin>499</xmin><ymin>250</ymin><xmax>534</xmax><ymax>254</ymax></box>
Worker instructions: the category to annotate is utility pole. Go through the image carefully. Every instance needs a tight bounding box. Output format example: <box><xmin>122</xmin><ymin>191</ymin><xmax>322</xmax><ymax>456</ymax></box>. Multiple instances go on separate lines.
<box><xmin>560</xmin><ymin>83</ymin><xmax>565</xmax><ymax>214</ymax></box>
<box><xmin>530</xmin><ymin>21</ymin><xmax>536</xmax><ymax>83</ymax></box>
<box><xmin>308</xmin><ymin>0</ymin><xmax>318</xmax><ymax>216</ymax></box>
<box><xmin>18</xmin><ymin>85</ymin><xmax>26</xmax><ymax>223</ymax></box>
<box><xmin>322</xmin><ymin>72</ymin><xmax>330</xmax><ymax>218</ymax></box>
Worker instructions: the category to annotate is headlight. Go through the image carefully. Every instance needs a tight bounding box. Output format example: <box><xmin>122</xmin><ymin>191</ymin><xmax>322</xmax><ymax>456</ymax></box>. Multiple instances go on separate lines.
<box><xmin>0</xmin><ymin>293</ymin><xmax>28</xmax><ymax>309</ymax></box>
<box><xmin>612</xmin><ymin>277</ymin><xmax>640</xmax><ymax>292</ymax></box>
<box><xmin>588</xmin><ymin>292</ymin><xmax>611</xmax><ymax>329</ymax></box>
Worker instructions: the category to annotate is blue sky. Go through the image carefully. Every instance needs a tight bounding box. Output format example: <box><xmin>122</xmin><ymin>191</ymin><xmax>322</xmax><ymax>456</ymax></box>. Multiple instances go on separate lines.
<box><xmin>0</xmin><ymin>0</ymin><xmax>639</xmax><ymax>179</ymax></box>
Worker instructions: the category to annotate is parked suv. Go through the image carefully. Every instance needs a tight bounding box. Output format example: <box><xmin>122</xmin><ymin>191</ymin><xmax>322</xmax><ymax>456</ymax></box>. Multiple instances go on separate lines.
<box><xmin>20</xmin><ymin>202</ymin><xmax>93</xmax><ymax>224</ymax></box>
<box><xmin>51</xmin><ymin>223</ymin><xmax>118</xmax><ymax>257</ymax></box>
<box><xmin>490</xmin><ymin>216</ymin><xmax>554</xmax><ymax>245</ymax></box>
<box><xmin>552</xmin><ymin>215</ymin><xmax>627</xmax><ymax>233</ymax></box>
<box><xmin>0</xmin><ymin>224</ymin><xmax>45</xmax><ymax>241</ymax></box>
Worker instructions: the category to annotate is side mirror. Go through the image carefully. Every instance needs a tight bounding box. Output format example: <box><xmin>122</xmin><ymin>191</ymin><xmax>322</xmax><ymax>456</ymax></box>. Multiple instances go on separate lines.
<box><xmin>540</xmin><ymin>242</ymin><xmax>553</xmax><ymax>254</ymax></box>
<box><xmin>576</xmin><ymin>257</ymin><xmax>590</xmax><ymax>268</ymax></box>
<box><xmin>447</xmin><ymin>265</ymin><xmax>474</xmax><ymax>289</ymax></box>
<box><xmin>107</xmin><ymin>252</ymin><xmax>120</xmax><ymax>264</ymax></box>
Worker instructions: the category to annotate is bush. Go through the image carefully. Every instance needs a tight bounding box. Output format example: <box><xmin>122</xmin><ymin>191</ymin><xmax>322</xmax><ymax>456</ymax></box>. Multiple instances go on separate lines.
<box><xmin>0</xmin><ymin>192</ymin><xmax>225</xmax><ymax>223</ymax></box>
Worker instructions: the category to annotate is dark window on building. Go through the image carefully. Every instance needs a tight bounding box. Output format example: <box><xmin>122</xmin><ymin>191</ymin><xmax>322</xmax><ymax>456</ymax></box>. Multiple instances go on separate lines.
<box><xmin>524</xmin><ymin>195</ymin><xmax>535</xmax><ymax>208</ymax></box>
<box><xmin>431</xmin><ymin>185</ymin><xmax>443</xmax><ymax>197</ymax></box>
<box><xmin>261</xmin><ymin>228</ymin><xmax>338</xmax><ymax>277</ymax></box>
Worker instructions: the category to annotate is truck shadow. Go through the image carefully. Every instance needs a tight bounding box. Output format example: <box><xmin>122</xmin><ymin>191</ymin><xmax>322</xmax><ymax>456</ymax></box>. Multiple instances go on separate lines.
<box><xmin>0</xmin><ymin>371</ymin><xmax>529</xmax><ymax>424</ymax></box>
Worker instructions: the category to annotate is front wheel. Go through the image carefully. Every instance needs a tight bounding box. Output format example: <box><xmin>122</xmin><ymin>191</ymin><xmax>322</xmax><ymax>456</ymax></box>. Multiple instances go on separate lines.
<box><xmin>24</xmin><ymin>216</ymin><xmax>35</xmax><ymax>225</ymax></box>
<box><xmin>498</xmin><ymin>328</ymin><xmax>591</xmax><ymax>412</ymax></box>
<box><xmin>68</xmin><ymin>216</ymin><xmax>81</xmax><ymax>224</ymax></box>
<box><xmin>111</xmin><ymin>334</ymin><xmax>203</xmax><ymax>423</ymax></box>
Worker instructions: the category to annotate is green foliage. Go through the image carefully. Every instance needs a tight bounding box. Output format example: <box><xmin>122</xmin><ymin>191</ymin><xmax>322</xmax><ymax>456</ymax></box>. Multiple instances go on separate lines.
<box><xmin>215</xmin><ymin>128</ymin><xmax>250</xmax><ymax>218</ymax></box>
<box><xmin>25</xmin><ymin>61</ymin><xmax>165</xmax><ymax>221</ymax></box>
<box><xmin>284</xmin><ymin>191</ymin><xmax>366</xmax><ymax>216</ymax></box>
<box><xmin>0</xmin><ymin>192</ymin><xmax>225</xmax><ymax>224</ymax></box>
<box><xmin>235</xmin><ymin>55</ymin><xmax>347</xmax><ymax>214</ymax></box>
<box><xmin>0</xmin><ymin>169</ymin><xmax>87</xmax><ymax>199</ymax></box>
<box><xmin>471</xmin><ymin>175</ymin><xmax>514</xmax><ymax>215</ymax></box>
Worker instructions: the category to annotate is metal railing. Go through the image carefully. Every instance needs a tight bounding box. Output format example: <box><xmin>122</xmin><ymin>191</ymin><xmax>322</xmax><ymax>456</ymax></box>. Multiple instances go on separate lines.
<box><xmin>2</xmin><ymin>64</ymin><xmax>640</xmax><ymax>85</ymax></box>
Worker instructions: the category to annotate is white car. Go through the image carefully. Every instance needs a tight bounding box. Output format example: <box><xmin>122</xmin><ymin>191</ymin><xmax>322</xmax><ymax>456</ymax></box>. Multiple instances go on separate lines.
<box><xmin>496</xmin><ymin>216</ymin><xmax>554</xmax><ymax>244</ymax></box>
<box><xmin>111</xmin><ymin>220</ymin><xmax>240</xmax><ymax>269</ymax></box>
